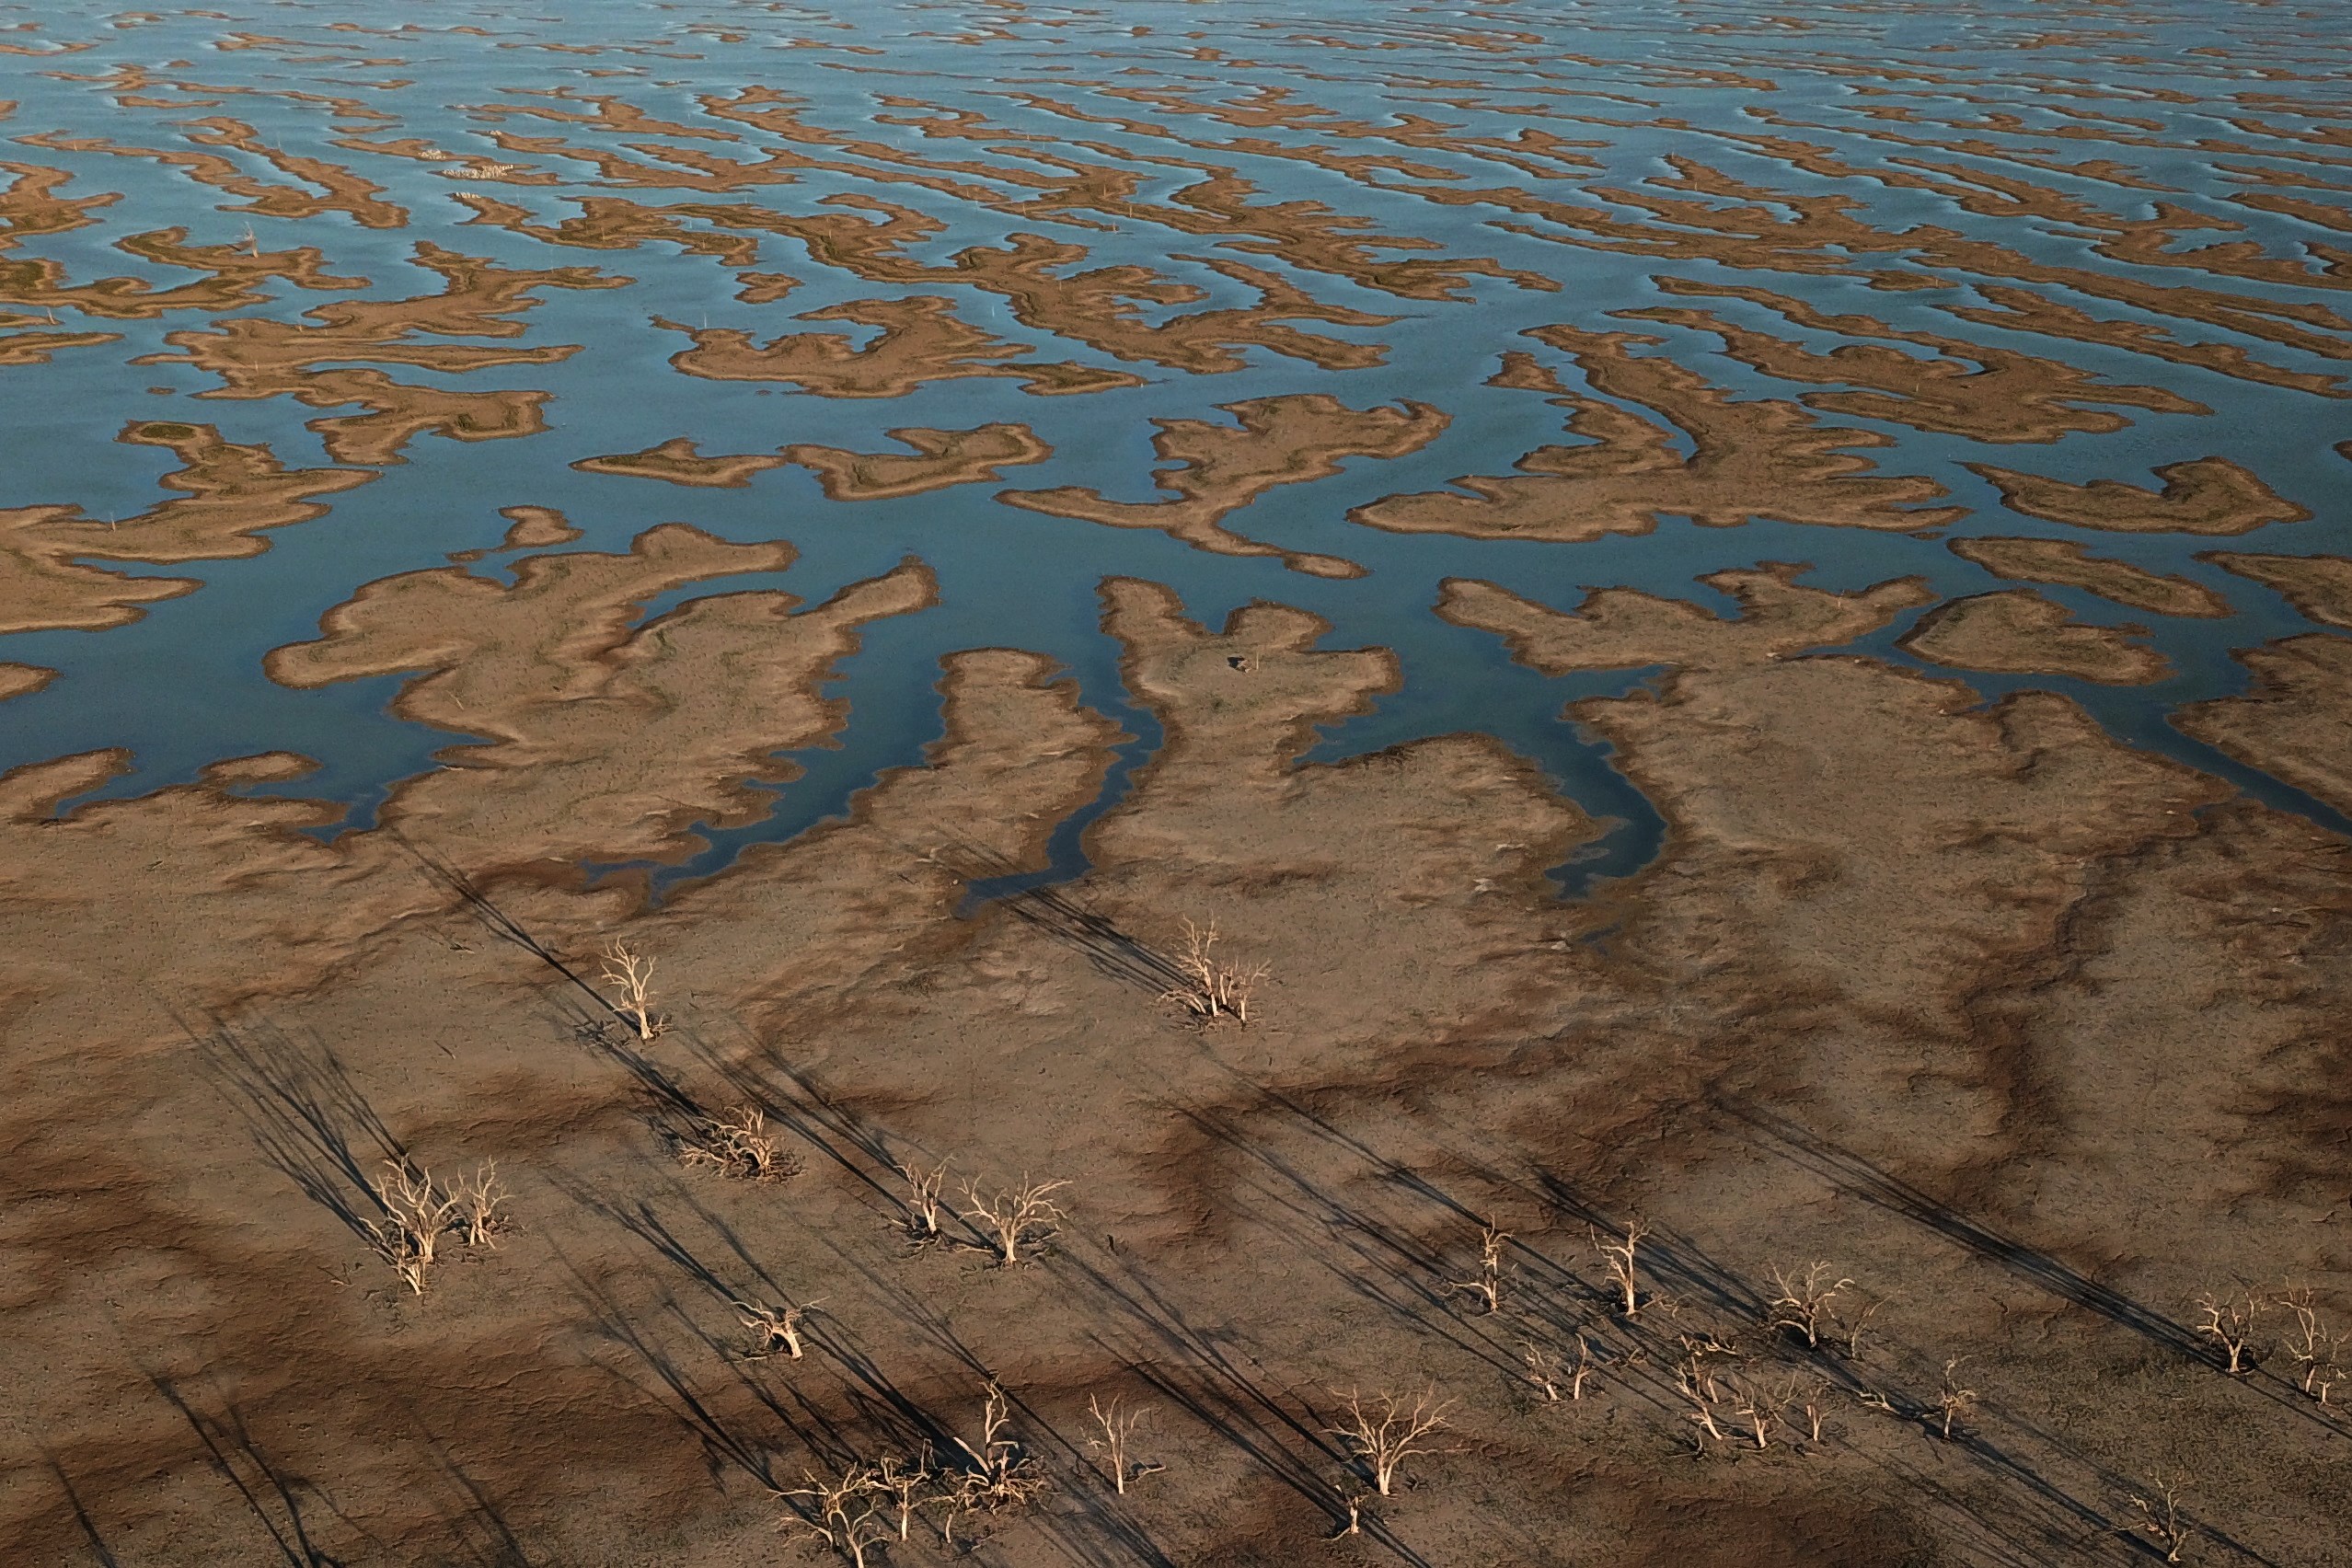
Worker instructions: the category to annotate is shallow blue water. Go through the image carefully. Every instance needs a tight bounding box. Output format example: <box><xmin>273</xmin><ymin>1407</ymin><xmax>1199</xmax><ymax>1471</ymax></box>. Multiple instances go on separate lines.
<box><xmin>1</xmin><ymin>0</ymin><xmax>2346</xmax><ymax>898</ymax></box>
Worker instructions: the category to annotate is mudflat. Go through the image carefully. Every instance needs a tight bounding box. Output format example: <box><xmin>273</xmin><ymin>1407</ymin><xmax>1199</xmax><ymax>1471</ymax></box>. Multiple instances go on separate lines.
<box><xmin>2</xmin><ymin>3</ymin><xmax>2348</xmax><ymax>1565</ymax></box>
<box><xmin>6</xmin><ymin>545</ymin><xmax>2350</xmax><ymax>1565</ymax></box>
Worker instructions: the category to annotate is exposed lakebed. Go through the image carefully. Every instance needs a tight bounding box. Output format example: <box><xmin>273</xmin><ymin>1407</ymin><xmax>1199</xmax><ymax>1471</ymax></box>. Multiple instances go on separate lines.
<box><xmin>2</xmin><ymin>0</ymin><xmax>2346</xmax><ymax>894</ymax></box>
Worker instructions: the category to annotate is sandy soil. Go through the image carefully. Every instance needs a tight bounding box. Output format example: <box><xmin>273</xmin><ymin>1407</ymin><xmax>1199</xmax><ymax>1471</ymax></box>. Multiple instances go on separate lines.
<box><xmin>1900</xmin><ymin>590</ymin><xmax>2173</xmax><ymax>686</ymax></box>
<box><xmin>0</xmin><ymin>421</ymin><xmax>371</xmax><ymax>634</ymax></box>
<box><xmin>449</xmin><ymin>506</ymin><xmax>583</xmax><ymax>565</ymax></box>
<box><xmin>1966</xmin><ymin>457</ymin><xmax>2312</xmax><ymax>536</ymax></box>
<box><xmin>574</xmin><ymin>439</ymin><xmax>798</xmax><ymax>490</ymax></box>
<box><xmin>1002</xmin><ymin>395</ymin><xmax>1447</xmax><ymax>576</ymax></box>
<box><xmin>2209</xmin><ymin>553</ymin><xmax>2352</xmax><ymax>630</ymax></box>
<box><xmin>659</xmin><ymin>297</ymin><xmax>1146</xmax><ymax>398</ymax></box>
<box><xmin>1950</xmin><ymin>537</ymin><xmax>2232</xmax><ymax>619</ymax></box>
<box><xmin>1621</xmin><ymin>279</ymin><xmax>2208</xmax><ymax>444</ymax></box>
<box><xmin>1350</xmin><ymin>328</ymin><xmax>1966</xmax><ymax>544</ymax></box>
<box><xmin>781</xmin><ymin>427</ymin><xmax>1054</xmax><ymax>502</ymax></box>
<box><xmin>4</xmin><ymin>540</ymin><xmax>2346</xmax><ymax>1568</ymax></box>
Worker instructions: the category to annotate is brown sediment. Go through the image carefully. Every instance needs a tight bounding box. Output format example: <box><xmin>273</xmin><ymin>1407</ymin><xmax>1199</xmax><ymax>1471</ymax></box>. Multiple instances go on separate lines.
<box><xmin>1716</xmin><ymin>113</ymin><xmax>2352</xmax><ymax>302</ymax></box>
<box><xmin>637</xmin><ymin>187</ymin><xmax>1399</xmax><ymax>374</ymax></box>
<box><xmin>465</xmin><ymin>88</ymin><xmax>744</xmax><ymax>144</ymax></box>
<box><xmin>1002</xmin><ymin>394</ymin><xmax>1444</xmax><ymax>574</ymax></box>
<box><xmin>16</xmin><ymin>121</ymin><xmax>406</xmax><ymax>230</ymax></box>
<box><xmin>491</xmin><ymin>504</ymin><xmax>582</xmax><ymax>551</ymax></box>
<box><xmin>159</xmin><ymin>239</ymin><xmax>613</xmax><ymax>342</ymax></box>
<box><xmin>0</xmin><ymin>505</ymin><xmax>190</xmax><ymax>634</ymax></box>
<box><xmin>0</xmin><ymin>325</ymin><xmax>121</xmax><ymax>363</ymax></box>
<box><xmin>0</xmin><ymin>38</ymin><xmax>94</xmax><ymax>57</ymax></box>
<box><xmin>1066</xmin><ymin>575</ymin><xmax>1598</xmax><ymax>1062</ymax></box>
<box><xmin>1950</xmin><ymin>536</ymin><xmax>2231</xmax><ymax>618</ymax></box>
<box><xmin>430</xmin><ymin>159</ymin><xmax>561</xmax><ymax>187</ymax></box>
<box><xmin>325</xmin><ymin>133</ymin><xmax>476</xmax><ymax>165</ymax></box>
<box><xmin>0</xmin><ymin>663</ymin><xmax>52</xmax><ymax>701</ymax></box>
<box><xmin>2176</xmin><ymin>635</ymin><xmax>2352</xmax><ymax>815</ymax></box>
<box><xmin>2204</xmin><ymin>551</ymin><xmax>2352</xmax><ymax>628</ymax></box>
<box><xmin>2231</xmin><ymin>187</ymin><xmax>2352</xmax><ymax>234</ymax></box>
<box><xmin>1094</xmin><ymin>576</ymin><xmax>1399</xmax><ymax>790</ymax></box>
<box><xmin>1438</xmin><ymin>563</ymin><xmax>1937</xmax><ymax>674</ymax></box>
<box><xmin>267</xmin><ymin>524</ymin><xmax>933</xmax><ymax>873</ymax></box>
<box><xmin>1718</xmin><ymin>119</ymin><xmax>2185</xmax><ymax>197</ymax></box>
<box><xmin>0</xmin><ymin>421</ymin><xmax>372</xmax><ymax>634</ymax></box>
<box><xmin>658</xmin><ymin>295</ymin><xmax>1144</xmax><ymax>398</ymax></box>
<box><xmin>1436</xmin><ymin>152</ymin><xmax>2352</xmax><ymax>397</ymax></box>
<box><xmin>1441</xmin><ymin>563</ymin><xmax>2245</xmax><ymax>1158</ymax></box>
<box><xmin>133</xmin><ymin>244</ymin><xmax>622</xmax><ymax>463</ymax></box>
<box><xmin>1622</xmin><ymin>277</ymin><xmax>2208</xmax><ymax>443</ymax></box>
<box><xmin>672</xmin><ymin>191</ymin><xmax>952</xmax><ymax>281</ymax></box>
<box><xmin>243</xmin><ymin>373</ymin><xmax>552</xmax><ymax>467</ymax></box>
<box><xmin>997</xmin><ymin>133</ymin><xmax>1559</xmax><ymax>302</ymax></box>
<box><xmin>581</xmin><ymin>426</ymin><xmax>1053</xmax><ymax>499</ymax></box>
<box><xmin>571</xmin><ymin>438</ymin><xmax>789</xmax><ymax>489</ymax></box>
<box><xmin>870</xmin><ymin>88</ymin><xmax>1545</xmax><ymax>296</ymax></box>
<box><xmin>55</xmin><ymin>63</ymin><xmax>402</xmax><ymax>128</ymax></box>
<box><xmin>0</xmin><ymin>222</ymin><xmax>366</xmax><ymax>320</ymax></box>
<box><xmin>1940</xmin><ymin>283</ymin><xmax>2351</xmax><ymax>399</ymax></box>
<box><xmin>0</xmin><ymin>631</ymin><xmax>1131</xmax><ymax>1566</ymax></box>
<box><xmin>452</xmin><ymin>192</ymin><xmax>763</xmax><ymax>265</ymax></box>
<box><xmin>0</xmin><ymin>739</ymin><xmax>360</xmax><ymax>1059</ymax></box>
<box><xmin>13</xmin><ymin>43</ymin><xmax>2352</xmax><ymax>1568</ymax></box>
<box><xmin>1006</xmin><ymin>80</ymin><xmax>1607</xmax><ymax>182</ymax></box>
<box><xmin>1458</xmin><ymin>532</ymin><xmax>2352</xmax><ymax>1370</ymax></box>
<box><xmin>485</xmin><ymin>84</ymin><xmax>1548</xmax><ymax>304</ymax></box>
<box><xmin>1967</xmin><ymin>455</ymin><xmax>2312</xmax><ymax>535</ymax></box>
<box><xmin>778</xmin><ymin>423</ymin><xmax>1051</xmax><ymax>501</ymax></box>
<box><xmin>449</xmin><ymin>509</ymin><xmax>582</xmax><ymax>564</ymax></box>
<box><xmin>908</xmin><ymin>236</ymin><xmax>1395</xmax><ymax>374</ymax></box>
<box><xmin>731</xmin><ymin>270</ymin><xmax>798</xmax><ymax>303</ymax></box>
<box><xmin>637</xmin><ymin>640</ymin><xmax>1132</xmax><ymax>1024</ymax></box>
<box><xmin>4</xmin><ymin>558</ymin><xmax>2351</xmax><ymax>1565</ymax></box>
<box><xmin>1899</xmin><ymin>590</ymin><xmax>2173</xmax><ymax>686</ymax></box>
<box><xmin>77</xmin><ymin>421</ymin><xmax>373</xmax><ymax>563</ymax></box>
<box><xmin>0</xmin><ymin>158</ymin><xmax>118</xmax><ymax>249</ymax></box>
<box><xmin>460</xmin><ymin>123</ymin><xmax>935</xmax><ymax>197</ymax></box>
<box><xmin>1353</xmin><ymin>327</ymin><xmax>1964</xmax><ymax>543</ymax></box>
<box><xmin>200</xmin><ymin>752</ymin><xmax>320</xmax><ymax>786</ymax></box>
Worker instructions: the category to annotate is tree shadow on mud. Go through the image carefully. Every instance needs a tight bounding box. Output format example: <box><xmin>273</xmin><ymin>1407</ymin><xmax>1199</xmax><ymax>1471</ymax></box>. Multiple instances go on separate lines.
<box><xmin>1170</xmin><ymin>1070</ymin><xmax>2280</xmax><ymax>1564</ymax></box>
<box><xmin>1476</xmin><ymin>1098</ymin><xmax>2300</xmax><ymax>1564</ymax></box>
<box><xmin>1182</xmin><ymin>1073</ymin><xmax>1764</xmax><ymax>1435</ymax></box>
<box><xmin>150</xmin><ymin>1373</ymin><xmax>373</xmax><ymax>1566</ymax></box>
<box><xmin>1724</xmin><ymin>1095</ymin><xmax>2350</xmax><ymax>1441</ymax></box>
<box><xmin>1061</xmin><ymin>1243</ymin><xmax>1434</xmax><ymax>1566</ymax></box>
<box><xmin>190</xmin><ymin>1013</ymin><xmax>401</xmax><ymax>1244</ymax></box>
<box><xmin>931</xmin><ymin>832</ymin><xmax>1191</xmax><ymax>997</ymax></box>
<box><xmin>548</xmin><ymin>1175</ymin><xmax>974</xmax><ymax>1487</ymax></box>
<box><xmin>548</xmin><ymin>1238</ymin><xmax>792</xmax><ymax>1494</ymax></box>
<box><xmin>413</xmin><ymin>1435</ymin><xmax>539</xmax><ymax>1568</ymax></box>
<box><xmin>1724</xmin><ymin>1097</ymin><xmax>2205</xmax><ymax>1355</ymax></box>
<box><xmin>393</xmin><ymin>831</ymin><xmax>633</xmax><ymax>1027</ymax></box>
<box><xmin>665</xmin><ymin>1014</ymin><xmax>905</xmax><ymax>1204</ymax></box>
<box><xmin>1168</xmin><ymin>1097</ymin><xmax>1528</xmax><ymax>1389</ymax></box>
<box><xmin>41</xmin><ymin>1451</ymin><xmax>125</xmax><ymax>1568</ymax></box>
